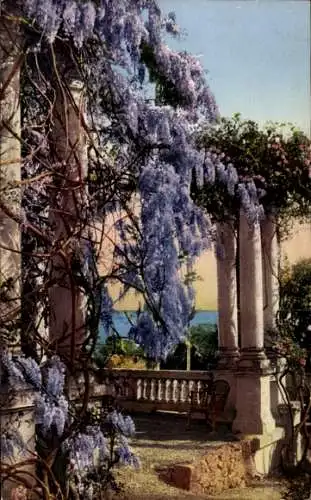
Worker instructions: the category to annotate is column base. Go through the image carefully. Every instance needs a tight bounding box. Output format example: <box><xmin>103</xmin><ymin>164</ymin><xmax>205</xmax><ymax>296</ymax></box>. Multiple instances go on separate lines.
<box><xmin>238</xmin><ymin>348</ymin><xmax>271</xmax><ymax>373</ymax></box>
<box><xmin>233</xmin><ymin>356</ymin><xmax>276</xmax><ymax>436</ymax></box>
<box><xmin>217</xmin><ymin>347</ymin><xmax>240</xmax><ymax>369</ymax></box>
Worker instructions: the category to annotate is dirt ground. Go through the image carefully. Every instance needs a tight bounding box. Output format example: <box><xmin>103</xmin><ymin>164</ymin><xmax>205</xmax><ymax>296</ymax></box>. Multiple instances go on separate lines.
<box><xmin>114</xmin><ymin>413</ymin><xmax>286</xmax><ymax>500</ymax></box>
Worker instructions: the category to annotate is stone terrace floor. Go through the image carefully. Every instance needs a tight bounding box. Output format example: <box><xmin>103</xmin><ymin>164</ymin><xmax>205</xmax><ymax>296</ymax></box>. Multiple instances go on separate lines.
<box><xmin>113</xmin><ymin>412</ymin><xmax>286</xmax><ymax>500</ymax></box>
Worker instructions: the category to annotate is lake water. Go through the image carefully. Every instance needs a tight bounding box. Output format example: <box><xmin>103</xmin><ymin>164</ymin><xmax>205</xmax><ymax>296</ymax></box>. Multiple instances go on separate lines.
<box><xmin>99</xmin><ymin>310</ymin><xmax>218</xmax><ymax>342</ymax></box>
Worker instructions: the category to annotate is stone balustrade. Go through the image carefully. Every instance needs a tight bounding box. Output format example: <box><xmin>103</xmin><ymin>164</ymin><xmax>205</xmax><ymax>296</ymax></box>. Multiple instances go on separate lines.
<box><xmin>86</xmin><ymin>369</ymin><xmax>215</xmax><ymax>414</ymax></box>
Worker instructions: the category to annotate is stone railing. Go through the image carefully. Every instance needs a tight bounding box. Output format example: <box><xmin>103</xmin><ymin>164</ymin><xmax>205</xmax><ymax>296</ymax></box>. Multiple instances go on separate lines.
<box><xmin>89</xmin><ymin>369</ymin><xmax>215</xmax><ymax>413</ymax></box>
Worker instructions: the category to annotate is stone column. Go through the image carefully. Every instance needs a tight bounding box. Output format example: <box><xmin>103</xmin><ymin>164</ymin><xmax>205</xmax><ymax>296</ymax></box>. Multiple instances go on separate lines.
<box><xmin>0</xmin><ymin>19</ymin><xmax>22</xmax><ymax>349</ymax></box>
<box><xmin>238</xmin><ymin>210</ymin><xmax>265</xmax><ymax>359</ymax></box>
<box><xmin>49</xmin><ymin>78</ymin><xmax>88</xmax><ymax>361</ymax></box>
<box><xmin>216</xmin><ymin>222</ymin><xmax>239</xmax><ymax>367</ymax></box>
<box><xmin>0</xmin><ymin>18</ymin><xmax>36</xmax><ymax>499</ymax></box>
<box><xmin>261</xmin><ymin>214</ymin><xmax>279</xmax><ymax>337</ymax></box>
<box><xmin>233</xmin><ymin>210</ymin><xmax>275</xmax><ymax>439</ymax></box>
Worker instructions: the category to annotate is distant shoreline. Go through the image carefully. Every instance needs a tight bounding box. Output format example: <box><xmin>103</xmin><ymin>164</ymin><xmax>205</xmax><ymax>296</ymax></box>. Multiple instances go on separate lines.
<box><xmin>99</xmin><ymin>310</ymin><xmax>218</xmax><ymax>342</ymax></box>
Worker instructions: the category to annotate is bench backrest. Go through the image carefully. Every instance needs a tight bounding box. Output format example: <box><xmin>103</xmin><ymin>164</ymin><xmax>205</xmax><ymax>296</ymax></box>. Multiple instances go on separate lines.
<box><xmin>209</xmin><ymin>379</ymin><xmax>230</xmax><ymax>412</ymax></box>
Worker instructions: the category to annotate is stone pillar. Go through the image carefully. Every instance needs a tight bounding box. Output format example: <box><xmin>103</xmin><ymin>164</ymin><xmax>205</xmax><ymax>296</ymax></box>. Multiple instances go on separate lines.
<box><xmin>270</xmin><ymin>401</ymin><xmax>302</xmax><ymax>473</ymax></box>
<box><xmin>0</xmin><ymin>18</ymin><xmax>36</xmax><ymax>499</ymax></box>
<box><xmin>49</xmin><ymin>78</ymin><xmax>88</xmax><ymax>361</ymax></box>
<box><xmin>261</xmin><ymin>214</ymin><xmax>279</xmax><ymax>339</ymax></box>
<box><xmin>233</xmin><ymin>369</ymin><xmax>275</xmax><ymax>435</ymax></box>
<box><xmin>238</xmin><ymin>210</ymin><xmax>265</xmax><ymax>358</ymax></box>
<box><xmin>0</xmin><ymin>19</ymin><xmax>22</xmax><ymax>349</ymax></box>
<box><xmin>233</xmin><ymin>210</ymin><xmax>275</xmax><ymax>437</ymax></box>
<box><xmin>216</xmin><ymin>222</ymin><xmax>239</xmax><ymax>367</ymax></box>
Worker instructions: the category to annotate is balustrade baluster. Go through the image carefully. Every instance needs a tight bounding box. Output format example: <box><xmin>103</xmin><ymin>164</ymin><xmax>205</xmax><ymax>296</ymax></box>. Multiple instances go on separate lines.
<box><xmin>197</xmin><ymin>381</ymin><xmax>203</xmax><ymax>404</ymax></box>
<box><xmin>167</xmin><ymin>379</ymin><xmax>175</xmax><ymax>405</ymax></box>
<box><xmin>187</xmin><ymin>380</ymin><xmax>193</xmax><ymax>402</ymax></box>
<box><xmin>159</xmin><ymin>379</ymin><xmax>166</xmax><ymax>402</ymax></box>
<box><xmin>181</xmin><ymin>380</ymin><xmax>188</xmax><ymax>403</ymax></box>
<box><xmin>175</xmin><ymin>379</ymin><xmax>182</xmax><ymax>404</ymax></box>
<box><xmin>192</xmin><ymin>381</ymin><xmax>199</xmax><ymax>404</ymax></box>
<box><xmin>142</xmin><ymin>378</ymin><xmax>148</xmax><ymax>400</ymax></box>
<box><xmin>137</xmin><ymin>378</ymin><xmax>143</xmax><ymax>400</ymax></box>
<box><xmin>150</xmin><ymin>378</ymin><xmax>156</xmax><ymax>401</ymax></box>
<box><xmin>154</xmin><ymin>379</ymin><xmax>161</xmax><ymax>401</ymax></box>
<box><xmin>145</xmin><ymin>378</ymin><xmax>152</xmax><ymax>402</ymax></box>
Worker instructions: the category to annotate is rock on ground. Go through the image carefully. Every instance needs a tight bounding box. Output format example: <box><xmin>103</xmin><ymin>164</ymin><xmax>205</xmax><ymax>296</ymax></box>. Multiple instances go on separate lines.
<box><xmin>162</xmin><ymin>442</ymin><xmax>254</xmax><ymax>496</ymax></box>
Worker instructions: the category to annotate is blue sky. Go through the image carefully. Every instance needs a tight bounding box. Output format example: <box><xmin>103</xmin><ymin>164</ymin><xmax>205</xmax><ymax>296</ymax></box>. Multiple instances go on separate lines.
<box><xmin>158</xmin><ymin>0</ymin><xmax>310</xmax><ymax>135</ymax></box>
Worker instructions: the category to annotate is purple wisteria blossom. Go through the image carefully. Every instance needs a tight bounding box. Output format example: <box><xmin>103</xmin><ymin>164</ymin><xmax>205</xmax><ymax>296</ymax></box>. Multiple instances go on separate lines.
<box><xmin>0</xmin><ymin>430</ymin><xmax>25</xmax><ymax>459</ymax></box>
<box><xmin>106</xmin><ymin>410</ymin><xmax>136</xmax><ymax>437</ymax></box>
<box><xmin>63</xmin><ymin>409</ymin><xmax>139</xmax><ymax>496</ymax></box>
<box><xmin>64</xmin><ymin>428</ymin><xmax>107</xmax><ymax>469</ymax></box>
<box><xmin>0</xmin><ymin>350</ymin><xmax>42</xmax><ymax>389</ymax></box>
<box><xmin>0</xmin><ymin>351</ymin><xmax>69</xmax><ymax>438</ymax></box>
<box><xmin>34</xmin><ymin>357</ymin><xmax>69</xmax><ymax>436</ymax></box>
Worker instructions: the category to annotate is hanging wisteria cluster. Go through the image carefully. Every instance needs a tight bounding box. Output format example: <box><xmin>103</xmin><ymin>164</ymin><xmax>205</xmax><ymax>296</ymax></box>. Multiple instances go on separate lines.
<box><xmin>64</xmin><ymin>408</ymin><xmax>139</xmax><ymax>498</ymax></box>
<box><xmin>0</xmin><ymin>352</ymin><xmax>68</xmax><ymax>440</ymax></box>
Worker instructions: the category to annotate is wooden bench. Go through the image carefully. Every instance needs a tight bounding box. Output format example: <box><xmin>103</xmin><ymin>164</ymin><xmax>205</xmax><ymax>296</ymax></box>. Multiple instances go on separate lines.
<box><xmin>186</xmin><ymin>378</ymin><xmax>230</xmax><ymax>431</ymax></box>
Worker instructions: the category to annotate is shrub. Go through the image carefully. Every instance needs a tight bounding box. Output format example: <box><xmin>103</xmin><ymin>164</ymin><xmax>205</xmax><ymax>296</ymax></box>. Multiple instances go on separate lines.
<box><xmin>277</xmin><ymin>258</ymin><xmax>311</xmax><ymax>369</ymax></box>
<box><xmin>107</xmin><ymin>354</ymin><xmax>147</xmax><ymax>370</ymax></box>
<box><xmin>161</xmin><ymin>323</ymin><xmax>218</xmax><ymax>370</ymax></box>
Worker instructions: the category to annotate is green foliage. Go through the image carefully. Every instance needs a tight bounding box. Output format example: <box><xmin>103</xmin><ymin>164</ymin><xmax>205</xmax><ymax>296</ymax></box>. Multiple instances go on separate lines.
<box><xmin>189</xmin><ymin>324</ymin><xmax>218</xmax><ymax>359</ymax></box>
<box><xmin>277</xmin><ymin>258</ymin><xmax>311</xmax><ymax>367</ymax></box>
<box><xmin>140</xmin><ymin>42</ymin><xmax>188</xmax><ymax>108</ymax></box>
<box><xmin>194</xmin><ymin>114</ymin><xmax>311</xmax><ymax>235</ymax></box>
<box><xmin>161</xmin><ymin>323</ymin><xmax>218</xmax><ymax>370</ymax></box>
